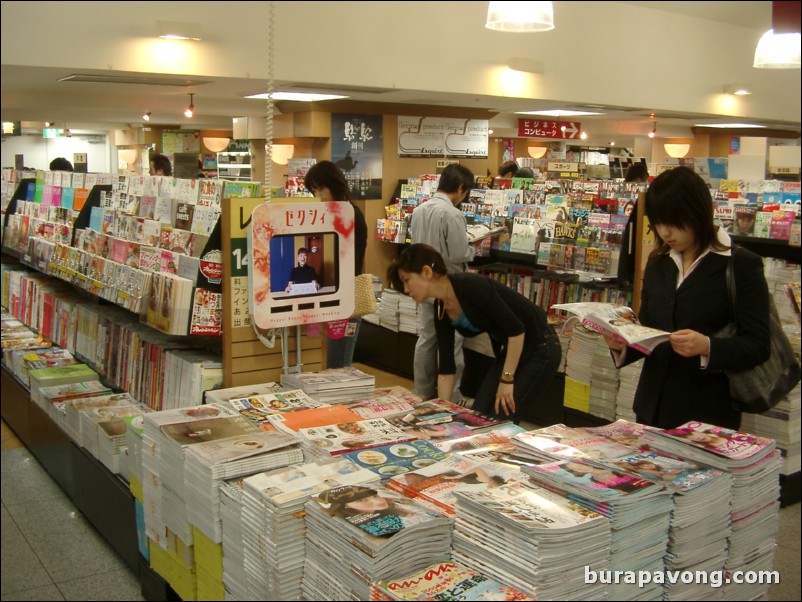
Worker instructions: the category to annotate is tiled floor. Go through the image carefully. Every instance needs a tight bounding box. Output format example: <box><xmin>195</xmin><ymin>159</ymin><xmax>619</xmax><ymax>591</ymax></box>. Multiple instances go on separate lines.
<box><xmin>2</xmin><ymin>364</ymin><xmax>800</xmax><ymax>601</ymax></box>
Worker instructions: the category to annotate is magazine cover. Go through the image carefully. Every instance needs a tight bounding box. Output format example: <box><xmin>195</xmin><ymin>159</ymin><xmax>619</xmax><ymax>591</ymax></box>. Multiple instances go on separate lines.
<box><xmin>645</xmin><ymin>421</ymin><xmax>775</xmax><ymax>461</ymax></box>
<box><xmin>372</xmin><ymin>561</ymin><xmax>535</xmax><ymax>601</ymax></box>
<box><xmin>341</xmin><ymin>438</ymin><xmax>448</xmax><ymax>479</ymax></box>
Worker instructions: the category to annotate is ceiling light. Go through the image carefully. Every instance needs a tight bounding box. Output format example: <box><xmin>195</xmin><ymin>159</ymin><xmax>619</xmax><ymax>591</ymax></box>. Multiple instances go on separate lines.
<box><xmin>269</xmin><ymin>144</ymin><xmax>295</xmax><ymax>165</ymax></box>
<box><xmin>184</xmin><ymin>93</ymin><xmax>194</xmax><ymax>118</ymax></box>
<box><xmin>203</xmin><ymin>137</ymin><xmax>230</xmax><ymax>153</ymax></box>
<box><xmin>753</xmin><ymin>29</ymin><xmax>801</xmax><ymax>69</ymax></box>
<box><xmin>515</xmin><ymin>109</ymin><xmax>602</xmax><ymax>117</ymax></box>
<box><xmin>609</xmin><ymin>141</ymin><xmax>616</xmax><ymax>146</ymax></box>
<box><xmin>724</xmin><ymin>84</ymin><xmax>752</xmax><ymax>95</ymax></box>
<box><xmin>119</xmin><ymin>149</ymin><xmax>138</xmax><ymax>165</ymax></box>
<box><xmin>507</xmin><ymin>58</ymin><xmax>544</xmax><ymax>74</ymax></box>
<box><xmin>694</xmin><ymin>123</ymin><xmax>767</xmax><ymax>128</ymax></box>
<box><xmin>157</xmin><ymin>20</ymin><xmax>202</xmax><ymax>41</ymax></box>
<box><xmin>527</xmin><ymin>146</ymin><xmax>547</xmax><ymax>159</ymax></box>
<box><xmin>580</xmin><ymin>131</ymin><xmax>588</xmax><ymax>140</ymax></box>
<box><xmin>45</xmin><ymin>121</ymin><xmax>53</xmax><ymax>127</ymax></box>
<box><xmin>664</xmin><ymin>143</ymin><xmax>691</xmax><ymax>158</ymax></box>
<box><xmin>143</xmin><ymin>112</ymin><xmax>151</xmax><ymax>121</ymax></box>
<box><xmin>245</xmin><ymin>91</ymin><xmax>349</xmax><ymax>101</ymax></box>
<box><xmin>648</xmin><ymin>123</ymin><xmax>657</xmax><ymax>139</ymax></box>
<box><xmin>485</xmin><ymin>1</ymin><xmax>555</xmax><ymax>32</ymax></box>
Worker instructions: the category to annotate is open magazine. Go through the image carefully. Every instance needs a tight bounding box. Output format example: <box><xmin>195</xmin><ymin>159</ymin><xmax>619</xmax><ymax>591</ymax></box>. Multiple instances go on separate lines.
<box><xmin>551</xmin><ymin>302</ymin><xmax>670</xmax><ymax>355</ymax></box>
<box><xmin>466</xmin><ymin>222</ymin><xmax>507</xmax><ymax>243</ymax></box>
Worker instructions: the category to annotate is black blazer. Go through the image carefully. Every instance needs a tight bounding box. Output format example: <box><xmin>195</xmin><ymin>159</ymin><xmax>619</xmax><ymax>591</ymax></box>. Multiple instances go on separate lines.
<box><xmin>626</xmin><ymin>247</ymin><xmax>770</xmax><ymax>429</ymax></box>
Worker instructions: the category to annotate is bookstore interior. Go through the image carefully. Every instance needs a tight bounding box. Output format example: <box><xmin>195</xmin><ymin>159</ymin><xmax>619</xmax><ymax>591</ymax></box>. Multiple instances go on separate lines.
<box><xmin>1</xmin><ymin>2</ymin><xmax>801</xmax><ymax>601</ymax></box>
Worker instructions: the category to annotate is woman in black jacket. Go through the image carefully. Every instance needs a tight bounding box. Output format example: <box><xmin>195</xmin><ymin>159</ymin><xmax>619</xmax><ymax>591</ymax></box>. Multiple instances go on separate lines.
<box><xmin>388</xmin><ymin>243</ymin><xmax>560</xmax><ymax>422</ymax></box>
<box><xmin>607</xmin><ymin>166</ymin><xmax>770</xmax><ymax>429</ymax></box>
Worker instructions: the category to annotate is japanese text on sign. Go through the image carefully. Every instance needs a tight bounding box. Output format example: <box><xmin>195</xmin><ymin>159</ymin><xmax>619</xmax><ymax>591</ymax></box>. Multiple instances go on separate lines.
<box><xmin>285</xmin><ymin>208</ymin><xmax>326</xmax><ymax>228</ymax></box>
<box><xmin>518</xmin><ymin>119</ymin><xmax>581</xmax><ymax>139</ymax></box>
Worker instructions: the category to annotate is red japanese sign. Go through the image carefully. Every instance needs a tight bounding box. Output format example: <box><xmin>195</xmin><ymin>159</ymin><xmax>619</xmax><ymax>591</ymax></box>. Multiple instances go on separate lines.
<box><xmin>518</xmin><ymin>119</ymin><xmax>581</xmax><ymax>139</ymax></box>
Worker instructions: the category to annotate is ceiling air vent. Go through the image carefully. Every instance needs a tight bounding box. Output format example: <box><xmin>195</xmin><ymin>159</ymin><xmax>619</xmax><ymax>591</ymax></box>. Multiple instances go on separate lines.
<box><xmin>58</xmin><ymin>74</ymin><xmax>211</xmax><ymax>87</ymax></box>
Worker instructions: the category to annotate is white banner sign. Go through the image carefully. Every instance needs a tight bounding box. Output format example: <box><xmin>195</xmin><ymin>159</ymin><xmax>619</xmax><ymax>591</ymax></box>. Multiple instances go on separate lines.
<box><xmin>397</xmin><ymin>116</ymin><xmax>488</xmax><ymax>158</ymax></box>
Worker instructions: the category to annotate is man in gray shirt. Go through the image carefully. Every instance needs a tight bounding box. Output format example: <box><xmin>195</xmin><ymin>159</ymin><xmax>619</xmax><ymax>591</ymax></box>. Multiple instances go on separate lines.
<box><xmin>409</xmin><ymin>163</ymin><xmax>476</xmax><ymax>402</ymax></box>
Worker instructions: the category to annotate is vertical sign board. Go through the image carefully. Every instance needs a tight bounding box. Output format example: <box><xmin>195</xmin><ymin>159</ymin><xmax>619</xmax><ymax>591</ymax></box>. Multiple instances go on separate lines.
<box><xmin>247</xmin><ymin>202</ymin><xmax>355</xmax><ymax>329</ymax></box>
<box><xmin>225</xmin><ymin>196</ymin><xmax>264</xmax><ymax>336</ymax></box>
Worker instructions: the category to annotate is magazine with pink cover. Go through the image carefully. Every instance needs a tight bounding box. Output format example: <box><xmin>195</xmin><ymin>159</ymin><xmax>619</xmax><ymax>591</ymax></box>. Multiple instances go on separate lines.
<box><xmin>434</xmin><ymin>423</ymin><xmax>526</xmax><ymax>455</ymax></box>
<box><xmin>372</xmin><ymin>561</ymin><xmax>535</xmax><ymax>601</ymax></box>
<box><xmin>645</xmin><ymin>421</ymin><xmax>775</xmax><ymax>462</ymax></box>
<box><xmin>579</xmin><ymin>419</ymin><xmax>647</xmax><ymax>448</ymax></box>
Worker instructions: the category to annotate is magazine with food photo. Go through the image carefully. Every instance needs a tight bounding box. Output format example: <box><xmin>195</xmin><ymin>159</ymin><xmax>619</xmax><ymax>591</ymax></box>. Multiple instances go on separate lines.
<box><xmin>552</xmin><ymin>301</ymin><xmax>671</xmax><ymax>354</ymax></box>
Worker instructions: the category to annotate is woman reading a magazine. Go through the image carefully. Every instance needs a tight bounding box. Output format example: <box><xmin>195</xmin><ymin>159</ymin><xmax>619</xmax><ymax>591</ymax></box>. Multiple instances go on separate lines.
<box><xmin>605</xmin><ymin>166</ymin><xmax>770</xmax><ymax>430</ymax></box>
<box><xmin>388</xmin><ymin>244</ymin><xmax>560</xmax><ymax>423</ymax></box>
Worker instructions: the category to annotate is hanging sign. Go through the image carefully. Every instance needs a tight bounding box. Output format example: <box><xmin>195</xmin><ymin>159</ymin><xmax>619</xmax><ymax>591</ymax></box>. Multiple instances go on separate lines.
<box><xmin>518</xmin><ymin>119</ymin><xmax>581</xmax><ymax>139</ymax></box>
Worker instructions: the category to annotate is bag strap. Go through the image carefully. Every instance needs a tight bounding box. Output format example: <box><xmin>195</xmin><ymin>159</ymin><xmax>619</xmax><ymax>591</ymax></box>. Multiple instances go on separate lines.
<box><xmin>725</xmin><ymin>248</ymin><xmax>737</xmax><ymax>326</ymax></box>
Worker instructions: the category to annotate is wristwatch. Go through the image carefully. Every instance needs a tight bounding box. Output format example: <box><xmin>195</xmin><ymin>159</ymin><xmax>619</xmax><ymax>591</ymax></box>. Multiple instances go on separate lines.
<box><xmin>500</xmin><ymin>371</ymin><xmax>514</xmax><ymax>384</ymax></box>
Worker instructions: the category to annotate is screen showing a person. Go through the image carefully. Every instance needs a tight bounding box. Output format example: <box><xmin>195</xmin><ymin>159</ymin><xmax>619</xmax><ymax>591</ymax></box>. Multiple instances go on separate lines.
<box><xmin>268</xmin><ymin>232</ymin><xmax>339</xmax><ymax>299</ymax></box>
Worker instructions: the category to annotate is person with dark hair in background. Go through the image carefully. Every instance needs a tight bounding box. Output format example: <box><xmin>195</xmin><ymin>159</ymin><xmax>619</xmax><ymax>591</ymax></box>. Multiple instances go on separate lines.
<box><xmin>304</xmin><ymin>160</ymin><xmax>367</xmax><ymax>368</ymax></box>
<box><xmin>494</xmin><ymin>160</ymin><xmax>519</xmax><ymax>189</ymax></box>
<box><xmin>149</xmin><ymin>153</ymin><xmax>172</xmax><ymax>176</ymax></box>
<box><xmin>49</xmin><ymin>157</ymin><xmax>74</xmax><ymax>171</ymax></box>
<box><xmin>515</xmin><ymin>166</ymin><xmax>536</xmax><ymax>180</ymax></box>
<box><xmin>605</xmin><ymin>166</ymin><xmax>770</xmax><ymax>430</ymax></box>
<box><xmin>409</xmin><ymin>164</ymin><xmax>476</xmax><ymax>403</ymax></box>
<box><xmin>388</xmin><ymin>244</ymin><xmax>560</xmax><ymax>423</ymax></box>
<box><xmin>285</xmin><ymin>247</ymin><xmax>320</xmax><ymax>293</ymax></box>
<box><xmin>617</xmin><ymin>163</ymin><xmax>651</xmax><ymax>285</ymax></box>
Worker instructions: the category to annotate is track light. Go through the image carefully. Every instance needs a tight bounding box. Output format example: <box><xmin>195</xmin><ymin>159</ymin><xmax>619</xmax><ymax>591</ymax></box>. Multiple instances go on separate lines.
<box><xmin>143</xmin><ymin>112</ymin><xmax>151</xmax><ymax>121</ymax></box>
<box><xmin>648</xmin><ymin>122</ymin><xmax>657</xmax><ymax>139</ymax></box>
<box><xmin>45</xmin><ymin>121</ymin><xmax>54</xmax><ymax>127</ymax></box>
<box><xmin>184</xmin><ymin>93</ymin><xmax>195</xmax><ymax>118</ymax></box>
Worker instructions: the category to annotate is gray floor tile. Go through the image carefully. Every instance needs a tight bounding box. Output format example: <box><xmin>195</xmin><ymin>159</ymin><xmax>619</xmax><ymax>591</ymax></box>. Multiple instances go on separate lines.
<box><xmin>1</xmin><ymin>449</ymin><xmax>65</xmax><ymax>505</ymax></box>
<box><xmin>0</xmin><ymin>507</ymin><xmax>53</xmax><ymax>596</ymax></box>
<box><xmin>0</xmin><ymin>584</ymin><xmax>65</xmax><ymax>601</ymax></box>
<box><xmin>775</xmin><ymin>503</ymin><xmax>800</xmax><ymax>554</ymax></box>
<box><xmin>769</xmin><ymin>542</ymin><xmax>801</xmax><ymax>601</ymax></box>
<box><xmin>3</xmin><ymin>494</ymin><xmax>84</xmax><ymax>537</ymax></box>
<box><xmin>56</xmin><ymin>569</ymin><xmax>144</xmax><ymax>601</ymax></box>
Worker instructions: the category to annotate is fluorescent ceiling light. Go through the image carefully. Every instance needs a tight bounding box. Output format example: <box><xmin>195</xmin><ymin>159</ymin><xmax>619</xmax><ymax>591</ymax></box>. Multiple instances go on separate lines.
<box><xmin>515</xmin><ymin>109</ymin><xmax>603</xmax><ymax>117</ymax></box>
<box><xmin>486</xmin><ymin>1</ymin><xmax>555</xmax><ymax>32</ymax></box>
<box><xmin>245</xmin><ymin>92</ymin><xmax>349</xmax><ymax>101</ymax></box>
<box><xmin>157</xmin><ymin>21</ymin><xmax>202</xmax><ymax>41</ymax></box>
<box><xmin>694</xmin><ymin>123</ymin><xmax>767</xmax><ymax>129</ymax></box>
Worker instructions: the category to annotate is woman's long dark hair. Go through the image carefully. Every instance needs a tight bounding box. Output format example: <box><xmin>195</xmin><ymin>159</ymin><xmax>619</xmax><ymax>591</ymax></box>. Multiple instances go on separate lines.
<box><xmin>304</xmin><ymin>160</ymin><xmax>351</xmax><ymax>202</ymax></box>
<box><xmin>644</xmin><ymin>166</ymin><xmax>726</xmax><ymax>261</ymax></box>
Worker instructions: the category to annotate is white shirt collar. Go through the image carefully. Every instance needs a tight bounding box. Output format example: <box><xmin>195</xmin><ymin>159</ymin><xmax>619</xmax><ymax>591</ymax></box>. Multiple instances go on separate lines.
<box><xmin>669</xmin><ymin>226</ymin><xmax>731</xmax><ymax>285</ymax></box>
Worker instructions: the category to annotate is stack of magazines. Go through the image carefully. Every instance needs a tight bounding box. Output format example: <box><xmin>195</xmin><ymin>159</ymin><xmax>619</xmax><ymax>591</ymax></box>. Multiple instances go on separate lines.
<box><xmin>589</xmin><ymin>333</ymin><xmax>619</xmax><ymax>421</ymax></box>
<box><xmin>183</xmin><ymin>430</ymin><xmax>304</xmax><ymax>543</ymax></box>
<box><xmin>219</xmin><ymin>478</ymin><xmax>248</xmax><ymax>601</ymax></box>
<box><xmin>615</xmin><ymin>359</ymin><xmax>643</xmax><ymax>421</ymax></box>
<box><xmin>451</xmin><ymin>480</ymin><xmax>610</xmax><ymax>599</ymax></box>
<box><xmin>302</xmin><ymin>485</ymin><xmax>452</xmax><ymax>600</ymax></box>
<box><xmin>281</xmin><ymin>367</ymin><xmax>376</xmax><ymax>404</ymax></box>
<box><xmin>82</xmin><ymin>401</ymin><xmax>151</xmax><ymax>473</ymax></box>
<box><xmin>523</xmin><ymin>457</ymin><xmax>673</xmax><ymax>601</ymax></box>
<box><xmin>596</xmin><ymin>449</ymin><xmax>733</xmax><ymax>600</ymax></box>
<box><xmin>370</xmin><ymin>561</ymin><xmax>535</xmax><ymax>601</ymax></box>
<box><xmin>377</xmin><ymin>288</ymin><xmax>401</xmax><ymax>332</ymax></box>
<box><xmin>240</xmin><ymin>460</ymin><xmax>378</xmax><ymax>600</ymax></box>
<box><xmin>644</xmin><ymin>422</ymin><xmax>781</xmax><ymax>600</ymax></box>
<box><xmin>140</xmin><ymin>403</ymin><xmax>244</xmax><ymax>547</ymax></box>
